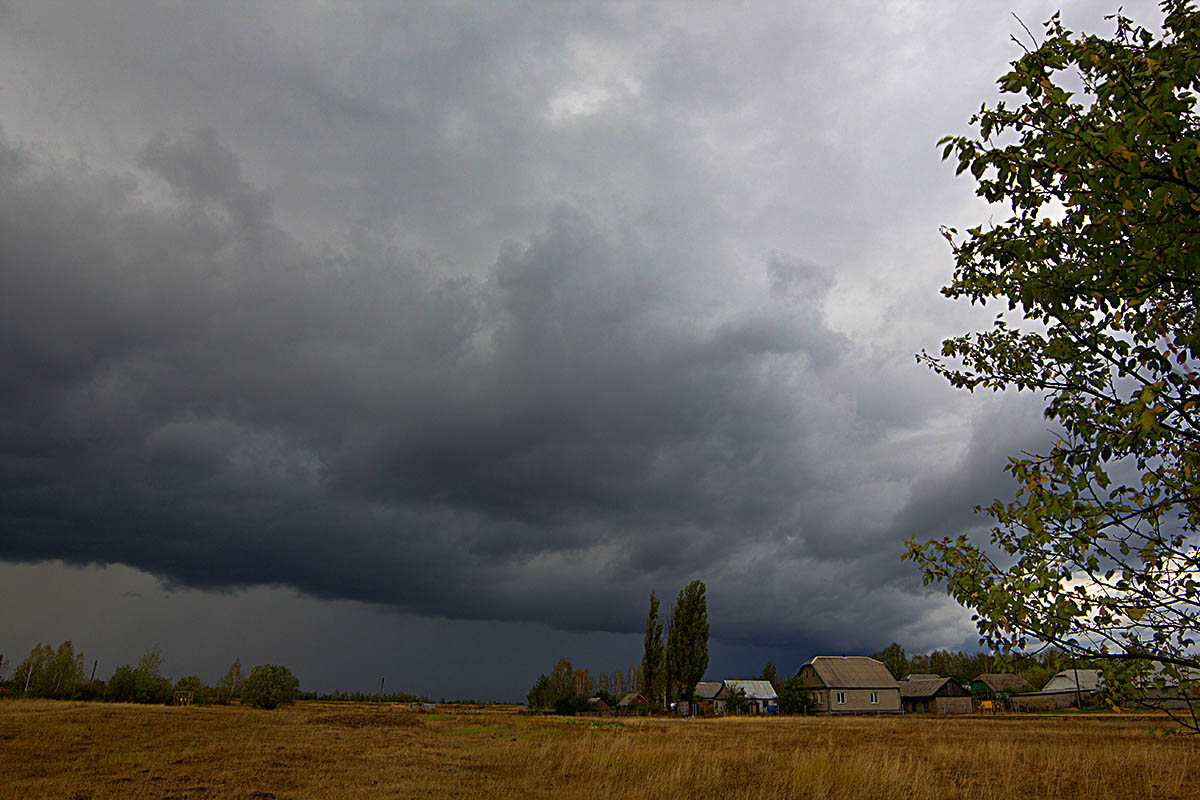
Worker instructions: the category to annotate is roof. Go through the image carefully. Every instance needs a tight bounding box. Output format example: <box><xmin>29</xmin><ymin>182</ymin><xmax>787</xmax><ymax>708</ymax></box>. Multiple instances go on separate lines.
<box><xmin>617</xmin><ymin>691</ymin><xmax>649</xmax><ymax>706</ymax></box>
<box><xmin>800</xmin><ymin>656</ymin><xmax>899</xmax><ymax>689</ymax></box>
<box><xmin>721</xmin><ymin>679</ymin><xmax>777</xmax><ymax>700</ymax></box>
<box><xmin>1042</xmin><ymin>669</ymin><xmax>1103</xmax><ymax>693</ymax></box>
<box><xmin>906</xmin><ymin>673</ymin><xmax>940</xmax><ymax>681</ymax></box>
<box><xmin>899</xmin><ymin>676</ymin><xmax>960</xmax><ymax>699</ymax></box>
<box><xmin>972</xmin><ymin>673</ymin><xmax>1031</xmax><ymax>692</ymax></box>
<box><xmin>694</xmin><ymin>681</ymin><xmax>723</xmax><ymax>700</ymax></box>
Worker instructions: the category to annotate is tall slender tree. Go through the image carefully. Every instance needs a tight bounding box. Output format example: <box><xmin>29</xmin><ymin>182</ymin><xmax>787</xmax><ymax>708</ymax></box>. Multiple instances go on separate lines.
<box><xmin>641</xmin><ymin>592</ymin><xmax>664</xmax><ymax>705</ymax></box>
<box><xmin>667</xmin><ymin>580</ymin><xmax>709</xmax><ymax>710</ymax></box>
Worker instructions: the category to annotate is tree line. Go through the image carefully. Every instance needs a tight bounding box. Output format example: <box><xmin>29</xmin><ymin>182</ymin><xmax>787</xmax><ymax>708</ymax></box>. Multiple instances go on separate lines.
<box><xmin>0</xmin><ymin>640</ymin><xmax>299</xmax><ymax>709</ymax></box>
<box><xmin>870</xmin><ymin>642</ymin><xmax>1109</xmax><ymax>691</ymax></box>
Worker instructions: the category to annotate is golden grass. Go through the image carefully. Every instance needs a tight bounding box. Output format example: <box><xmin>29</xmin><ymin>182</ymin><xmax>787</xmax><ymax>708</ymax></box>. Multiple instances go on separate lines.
<box><xmin>1</xmin><ymin>700</ymin><xmax>1197</xmax><ymax>799</ymax></box>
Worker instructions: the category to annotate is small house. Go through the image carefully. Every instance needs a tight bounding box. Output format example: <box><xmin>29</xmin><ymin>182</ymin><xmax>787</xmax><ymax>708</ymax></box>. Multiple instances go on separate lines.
<box><xmin>798</xmin><ymin>656</ymin><xmax>901</xmax><ymax>714</ymax></box>
<box><xmin>1011</xmin><ymin>669</ymin><xmax>1104</xmax><ymax>711</ymax></box>
<box><xmin>898</xmin><ymin>675</ymin><xmax>973</xmax><ymax>714</ymax></box>
<box><xmin>716</xmin><ymin>679</ymin><xmax>778</xmax><ymax>714</ymax></box>
<box><xmin>587</xmin><ymin>696</ymin><xmax>612</xmax><ymax>714</ymax></box>
<box><xmin>616</xmin><ymin>691</ymin><xmax>652</xmax><ymax>714</ymax></box>
<box><xmin>694</xmin><ymin>681</ymin><xmax>724</xmax><ymax>714</ymax></box>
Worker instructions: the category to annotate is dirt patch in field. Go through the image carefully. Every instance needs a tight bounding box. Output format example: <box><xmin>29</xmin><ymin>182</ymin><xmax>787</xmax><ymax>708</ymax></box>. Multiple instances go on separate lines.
<box><xmin>311</xmin><ymin>712</ymin><xmax>425</xmax><ymax>729</ymax></box>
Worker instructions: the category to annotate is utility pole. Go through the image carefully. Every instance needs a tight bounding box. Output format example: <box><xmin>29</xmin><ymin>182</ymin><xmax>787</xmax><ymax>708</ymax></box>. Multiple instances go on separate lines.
<box><xmin>377</xmin><ymin>677</ymin><xmax>385</xmax><ymax>712</ymax></box>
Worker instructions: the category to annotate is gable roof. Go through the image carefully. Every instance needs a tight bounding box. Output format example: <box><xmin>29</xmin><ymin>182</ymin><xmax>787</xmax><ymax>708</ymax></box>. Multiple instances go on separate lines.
<box><xmin>801</xmin><ymin>656</ymin><xmax>899</xmax><ymax>689</ymax></box>
<box><xmin>1042</xmin><ymin>669</ymin><xmax>1103</xmax><ymax>693</ymax></box>
<box><xmin>899</xmin><ymin>676</ymin><xmax>962</xmax><ymax>699</ymax></box>
<box><xmin>972</xmin><ymin>673</ymin><xmax>1030</xmax><ymax>693</ymax></box>
<box><xmin>694</xmin><ymin>681</ymin><xmax>723</xmax><ymax>700</ymax></box>
<box><xmin>721</xmin><ymin>679</ymin><xmax>777</xmax><ymax>700</ymax></box>
<box><xmin>617</xmin><ymin>691</ymin><xmax>650</xmax><ymax>707</ymax></box>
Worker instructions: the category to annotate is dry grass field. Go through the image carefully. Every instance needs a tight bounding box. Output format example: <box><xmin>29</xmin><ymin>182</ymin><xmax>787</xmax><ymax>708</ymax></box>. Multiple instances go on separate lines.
<box><xmin>2</xmin><ymin>699</ymin><xmax>1198</xmax><ymax>799</ymax></box>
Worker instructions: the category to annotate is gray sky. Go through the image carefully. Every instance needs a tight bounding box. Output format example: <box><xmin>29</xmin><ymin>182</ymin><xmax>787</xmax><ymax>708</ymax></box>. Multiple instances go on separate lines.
<box><xmin>0</xmin><ymin>0</ymin><xmax>1153</xmax><ymax>700</ymax></box>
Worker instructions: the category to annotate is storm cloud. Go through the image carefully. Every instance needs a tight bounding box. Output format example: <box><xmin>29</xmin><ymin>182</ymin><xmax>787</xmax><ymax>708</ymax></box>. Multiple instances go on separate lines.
<box><xmin>0</xmin><ymin>0</ymin><xmax>1123</xmax><ymax>692</ymax></box>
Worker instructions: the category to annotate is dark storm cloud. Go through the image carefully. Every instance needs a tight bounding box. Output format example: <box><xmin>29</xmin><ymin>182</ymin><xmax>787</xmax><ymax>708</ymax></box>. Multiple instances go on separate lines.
<box><xmin>0</xmin><ymin>127</ymin><xmax>966</xmax><ymax>643</ymax></box>
<box><xmin>0</xmin><ymin>0</ymin><xmax>1120</xmax><ymax>669</ymax></box>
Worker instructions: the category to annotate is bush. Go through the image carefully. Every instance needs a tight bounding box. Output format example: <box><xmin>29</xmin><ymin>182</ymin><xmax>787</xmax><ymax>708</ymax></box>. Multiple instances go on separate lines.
<box><xmin>241</xmin><ymin>664</ymin><xmax>300</xmax><ymax>709</ymax></box>
<box><xmin>777</xmin><ymin>676</ymin><xmax>816</xmax><ymax>714</ymax></box>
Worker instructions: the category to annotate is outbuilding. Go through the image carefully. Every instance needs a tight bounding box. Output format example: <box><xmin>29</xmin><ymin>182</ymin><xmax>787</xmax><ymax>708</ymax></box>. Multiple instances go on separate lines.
<box><xmin>898</xmin><ymin>675</ymin><xmax>973</xmax><ymax>714</ymax></box>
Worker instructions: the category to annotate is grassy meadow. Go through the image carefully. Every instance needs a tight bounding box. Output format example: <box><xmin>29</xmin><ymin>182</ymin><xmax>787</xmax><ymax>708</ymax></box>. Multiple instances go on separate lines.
<box><xmin>2</xmin><ymin>699</ymin><xmax>1198</xmax><ymax>799</ymax></box>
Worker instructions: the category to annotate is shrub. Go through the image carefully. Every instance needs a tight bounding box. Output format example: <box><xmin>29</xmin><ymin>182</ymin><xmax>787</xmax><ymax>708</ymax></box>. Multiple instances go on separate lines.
<box><xmin>241</xmin><ymin>664</ymin><xmax>300</xmax><ymax>709</ymax></box>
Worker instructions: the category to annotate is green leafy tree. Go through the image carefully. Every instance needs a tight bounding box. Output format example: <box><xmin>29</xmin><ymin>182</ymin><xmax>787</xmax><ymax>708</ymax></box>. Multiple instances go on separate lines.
<box><xmin>641</xmin><ymin>592</ymin><xmax>665</xmax><ymax>706</ymax></box>
<box><xmin>872</xmin><ymin>643</ymin><xmax>910</xmax><ymax>681</ymax></box>
<box><xmin>526</xmin><ymin>673</ymin><xmax>550</xmax><ymax>709</ymax></box>
<box><xmin>12</xmin><ymin>643</ymin><xmax>53</xmax><ymax>696</ymax></box>
<box><xmin>11</xmin><ymin>641</ymin><xmax>85</xmax><ymax>698</ymax></box>
<box><xmin>665</xmin><ymin>580</ymin><xmax>709</xmax><ymax>709</ymax></box>
<box><xmin>240</xmin><ymin>664</ymin><xmax>299</xmax><ymax>710</ymax></box>
<box><xmin>906</xmin><ymin>0</ymin><xmax>1200</xmax><ymax>730</ymax></box>
<box><xmin>217</xmin><ymin>658</ymin><xmax>243</xmax><ymax>703</ymax></box>
<box><xmin>760</xmin><ymin>661</ymin><xmax>780</xmax><ymax>689</ymax></box>
<box><xmin>546</xmin><ymin>658</ymin><xmax>576</xmax><ymax>710</ymax></box>
<box><xmin>776</xmin><ymin>675</ymin><xmax>816</xmax><ymax>715</ymax></box>
<box><xmin>724</xmin><ymin>686</ymin><xmax>751</xmax><ymax>714</ymax></box>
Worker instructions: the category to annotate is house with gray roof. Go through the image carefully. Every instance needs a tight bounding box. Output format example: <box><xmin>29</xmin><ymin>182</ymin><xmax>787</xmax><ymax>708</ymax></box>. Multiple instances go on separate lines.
<box><xmin>715</xmin><ymin>679</ymin><xmax>778</xmax><ymax>714</ymax></box>
<box><xmin>797</xmin><ymin>656</ymin><xmax>901</xmax><ymax>714</ymax></box>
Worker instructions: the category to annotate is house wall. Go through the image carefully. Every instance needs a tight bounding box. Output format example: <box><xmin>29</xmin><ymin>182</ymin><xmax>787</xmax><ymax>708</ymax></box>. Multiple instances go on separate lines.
<box><xmin>824</xmin><ymin>688</ymin><xmax>901</xmax><ymax>714</ymax></box>
<box><xmin>934</xmin><ymin>696</ymin><xmax>973</xmax><ymax>715</ymax></box>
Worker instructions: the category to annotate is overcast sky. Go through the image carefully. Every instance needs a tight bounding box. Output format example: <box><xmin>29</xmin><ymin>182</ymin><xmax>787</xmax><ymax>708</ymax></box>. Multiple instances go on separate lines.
<box><xmin>0</xmin><ymin>0</ymin><xmax>1154</xmax><ymax>700</ymax></box>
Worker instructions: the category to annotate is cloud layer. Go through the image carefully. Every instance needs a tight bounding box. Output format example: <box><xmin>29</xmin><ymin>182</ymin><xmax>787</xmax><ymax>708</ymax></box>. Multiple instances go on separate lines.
<box><xmin>0</xmin><ymin>0</ymin><xmax>1116</xmax><ymax>670</ymax></box>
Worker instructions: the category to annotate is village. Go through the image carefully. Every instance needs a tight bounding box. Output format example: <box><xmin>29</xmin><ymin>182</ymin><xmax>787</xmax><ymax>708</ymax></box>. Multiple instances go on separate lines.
<box><xmin>569</xmin><ymin>655</ymin><xmax>1199</xmax><ymax>718</ymax></box>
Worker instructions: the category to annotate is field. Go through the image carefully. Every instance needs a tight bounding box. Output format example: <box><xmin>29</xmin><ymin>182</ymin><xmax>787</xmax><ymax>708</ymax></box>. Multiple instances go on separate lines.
<box><xmin>2</xmin><ymin>700</ymin><xmax>1199</xmax><ymax>799</ymax></box>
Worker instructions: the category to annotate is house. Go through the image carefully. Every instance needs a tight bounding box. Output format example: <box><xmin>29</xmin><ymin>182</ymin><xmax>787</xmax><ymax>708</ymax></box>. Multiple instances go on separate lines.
<box><xmin>898</xmin><ymin>675</ymin><xmax>973</xmax><ymax>714</ymax></box>
<box><xmin>715</xmin><ymin>679</ymin><xmax>778</xmax><ymax>714</ymax></box>
<box><xmin>797</xmin><ymin>656</ymin><xmax>901</xmax><ymax>714</ymax></box>
<box><xmin>694</xmin><ymin>681</ymin><xmax>724</xmax><ymax>714</ymax></box>
<box><xmin>1011</xmin><ymin>669</ymin><xmax>1104</xmax><ymax>711</ymax></box>
<box><xmin>970</xmin><ymin>673</ymin><xmax>1032</xmax><ymax>700</ymax></box>
<box><xmin>587</xmin><ymin>696</ymin><xmax>611</xmax><ymax>713</ymax></box>
<box><xmin>1041</xmin><ymin>669</ymin><xmax>1103</xmax><ymax>693</ymax></box>
<box><xmin>616</xmin><ymin>691</ymin><xmax>652</xmax><ymax>714</ymax></box>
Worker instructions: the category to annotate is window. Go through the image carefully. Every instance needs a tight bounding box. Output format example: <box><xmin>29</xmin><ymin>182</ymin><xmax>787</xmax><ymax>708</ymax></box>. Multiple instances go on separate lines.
<box><xmin>870</xmin><ymin>691</ymin><xmax>878</xmax><ymax>704</ymax></box>
<box><xmin>835</xmin><ymin>691</ymin><xmax>845</xmax><ymax>704</ymax></box>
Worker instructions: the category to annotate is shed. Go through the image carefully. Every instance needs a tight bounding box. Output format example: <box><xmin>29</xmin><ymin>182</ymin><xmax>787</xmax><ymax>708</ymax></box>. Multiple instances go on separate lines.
<box><xmin>899</xmin><ymin>676</ymin><xmax>973</xmax><ymax>714</ymax></box>
<box><xmin>798</xmin><ymin>656</ymin><xmax>901</xmax><ymax>714</ymax></box>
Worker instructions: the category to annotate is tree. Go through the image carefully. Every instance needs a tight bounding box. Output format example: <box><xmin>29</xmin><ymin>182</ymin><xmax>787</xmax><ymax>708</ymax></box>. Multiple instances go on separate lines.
<box><xmin>665</xmin><ymin>580</ymin><xmax>709</xmax><ymax>709</ymax></box>
<box><xmin>641</xmin><ymin>592</ymin><xmax>664</xmax><ymax>706</ymax></box>
<box><xmin>217</xmin><ymin>658</ymin><xmax>243</xmax><ymax>703</ymax></box>
<box><xmin>240</xmin><ymin>664</ymin><xmax>299</xmax><ymax>709</ymax></box>
<box><xmin>546</xmin><ymin>658</ymin><xmax>576</xmax><ymax>710</ymax></box>
<box><xmin>11</xmin><ymin>641</ymin><xmax>85</xmax><ymax>698</ymax></box>
<box><xmin>526</xmin><ymin>674</ymin><xmax>550</xmax><ymax>709</ymax></box>
<box><xmin>724</xmin><ymin>686</ymin><xmax>751</xmax><ymax>715</ymax></box>
<box><xmin>776</xmin><ymin>675</ymin><xmax>817</xmax><ymax>715</ymax></box>
<box><xmin>760</xmin><ymin>661</ymin><xmax>780</xmax><ymax>689</ymax></box>
<box><xmin>872</xmin><ymin>643</ymin><xmax>910</xmax><ymax>681</ymax></box>
<box><xmin>906</xmin><ymin>1</ymin><xmax>1200</xmax><ymax>729</ymax></box>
